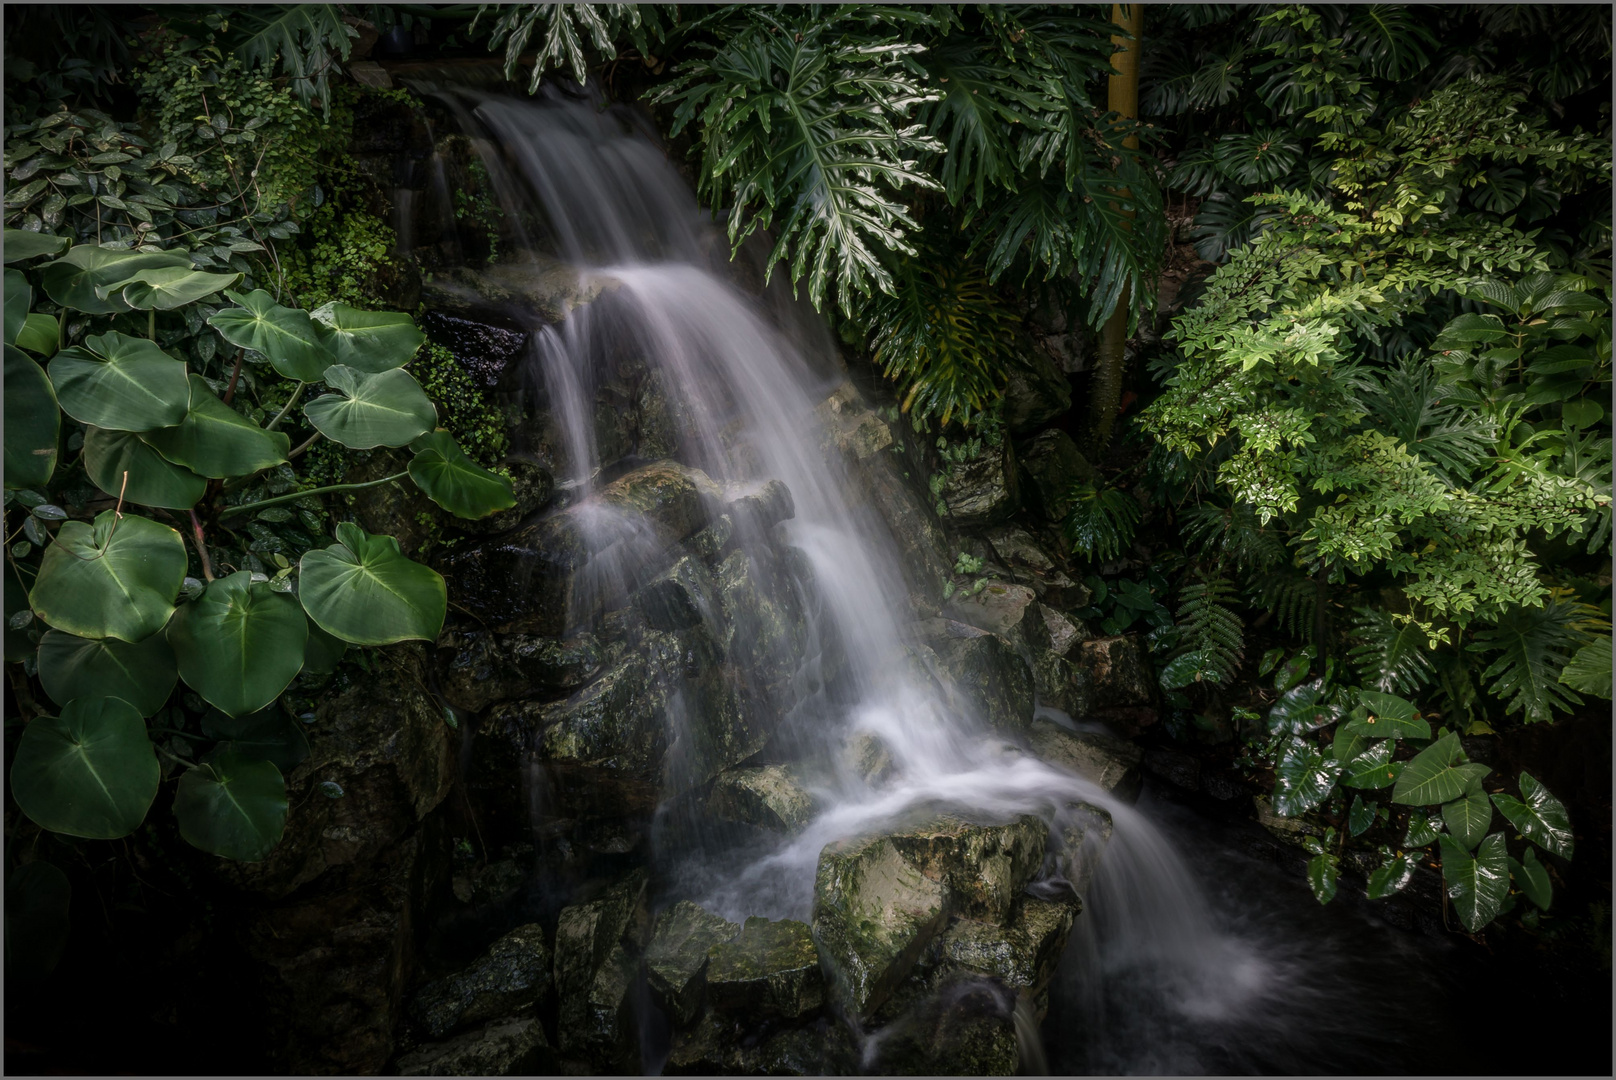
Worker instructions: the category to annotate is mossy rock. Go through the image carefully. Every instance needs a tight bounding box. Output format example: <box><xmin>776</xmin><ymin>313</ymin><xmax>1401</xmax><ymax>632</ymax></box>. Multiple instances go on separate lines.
<box><xmin>410</xmin><ymin>923</ymin><xmax>552</xmax><ymax>1039</ymax></box>
<box><xmin>707</xmin><ymin>765</ymin><xmax>816</xmax><ymax>834</ymax></box>
<box><xmin>886</xmin><ymin>814</ymin><xmax>1047</xmax><ymax>924</ymax></box>
<box><xmin>436</xmin><ymin>627</ymin><xmax>602</xmax><ymax>712</ymax></box>
<box><xmin>394</xmin><ymin>1015</ymin><xmax>554</xmax><ymax>1077</ymax></box>
<box><xmin>706</xmin><ymin>916</ymin><xmax>824</xmax><ymax>1021</ymax></box>
<box><xmin>553</xmin><ymin>871</ymin><xmax>648</xmax><ymax>1065</ymax></box>
<box><xmin>645</xmin><ymin>900</ymin><xmax>740</xmax><ymax>1028</ymax></box>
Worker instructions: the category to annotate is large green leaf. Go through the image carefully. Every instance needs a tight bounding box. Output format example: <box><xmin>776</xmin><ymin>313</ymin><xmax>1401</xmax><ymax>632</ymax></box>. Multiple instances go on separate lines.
<box><xmin>407</xmin><ymin>431</ymin><xmax>516</xmax><ymax>519</ymax></box>
<box><xmin>231</xmin><ymin>3</ymin><xmax>355</xmax><ymax>116</ymax></box>
<box><xmin>1272</xmin><ymin>735</ymin><xmax>1340</xmax><ymax>817</ymax></box>
<box><xmin>1331</xmin><ymin>724</ymin><xmax>1368</xmax><ymax>766</ymax></box>
<box><xmin>207</xmin><ymin>289</ymin><xmax>334</xmax><ymax>381</ymax></box>
<box><xmin>29</xmin><ymin>512</ymin><xmax>186</xmax><ymax>642</ymax></box>
<box><xmin>1441</xmin><ymin>783</ymin><xmax>1494</xmax><ymax>851</ymax></box>
<box><xmin>167</xmin><ymin>571</ymin><xmax>307</xmax><ymax>718</ymax></box>
<box><xmin>1403</xmin><ymin>811</ymin><xmax>1443</xmax><ymax>848</ymax></box>
<box><xmin>298</xmin><ymin>522</ymin><xmax>446</xmax><ymax>645</ymax></box>
<box><xmin>304</xmin><ymin>364</ymin><xmax>436</xmax><ymax>449</ymax></box>
<box><xmin>142</xmin><ymin>375</ymin><xmax>290</xmax><ymax>478</ymax></box>
<box><xmin>1339</xmin><ymin>690</ymin><xmax>1430</xmax><ymax>739</ymax></box>
<box><xmin>201</xmin><ymin>707</ymin><xmax>310</xmax><ymax>774</ymax></box>
<box><xmin>40</xmin><ymin>246</ymin><xmax>191</xmax><ymax>314</ymax></box>
<box><xmin>1490</xmin><ymin>771</ymin><xmax>1574</xmax><ymax>859</ymax></box>
<box><xmin>1559</xmin><ymin>635</ymin><xmax>1612</xmax><ymax>698</ymax></box>
<box><xmin>310</xmin><ymin>302</ymin><xmax>424</xmax><ymax>372</ymax></box>
<box><xmin>1347</xmin><ymin>794</ymin><xmax>1375</xmax><ymax>837</ymax></box>
<box><xmin>1391</xmin><ymin>732</ymin><xmax>1474</xmax><ymax>805</ymax></box>
<box><xmin>83</xmin><ymin>426</ymin><xmax>206</xmax><ymax>509</ymax></box>
<box><xmin>5</xmin><ymin>268</ymin><xmax>30</xmax><ymax>345</ymax></box>
<box><xmin>9</xmin><ymin>697</ymin><xmax>159</xmax><ymax>839</ymax></box>
<box><xmin>1511</xmin><ymin>847</ymin><xmax>1552</xmax><ymax>910</ymax></box>
<box><xmin>1306</xmin><ymin>852</ymin><xmax>1339</xmax><ymax>904</ymax></box>
<box><xmin>1439</xmin><ymin>832</ymin><xmax>1510</xmax><ymax>932</ymax></box>
<box><xmin>1340</xmin><ymin>740</ymin><xmax>1401</xmax><ymax>790</ymax></box>
<box><xmin>3</xmin><ymin>229</ymin><xmax>71</xmax><ymax>263</ymax></box>
<box><xmin>4</xmin><ymin>343</ymin><xmax>59</xmax><ymax>489</ymax></box>
<box><xmin>48</xmin><ymin>332</ymin><xmax>191</xmax><ymax>432</ymax></box>
<box><xmin>1366</xmin><ymin>849</ymin><xmax>1419</xmax><ymax>899</ymax></box>
<box><xmin>172</xmin><ymin>752</ymin><xmax>287</xmax><ymax>861</ymax></box>
<box><xmin>37</xmin><ymin>630</ymin><xmax>177</xmax><ymax>717</ymax></box>
<box><xmin>4</xmin><ymin>861</ymin><xmax>72</xmax><ymax>981</ymax></box>
<box><xmin>1267</xmin><ymin>679</ymin><xmax>1342</xmax><ymax>734</ymax></box>
<box><xmin>100</xmin><ymin>267</ymin><xmax>242</xmax><ymax>310</ymax></box>
<box><xmin>16</xmin><ymin>312</ymin><xmax>60</xmax><ymax>356</ymax></box>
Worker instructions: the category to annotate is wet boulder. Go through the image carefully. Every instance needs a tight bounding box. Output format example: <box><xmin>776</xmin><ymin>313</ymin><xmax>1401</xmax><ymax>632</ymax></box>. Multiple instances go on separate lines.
<box><xmin>886</xmin><ymin>815</ymin><xmax>1047</xmax><ymax>923</ymax></box>
<box><xmin>937</xmin><ymin>895</ymin><xmax>1078</xmax><ymax>995</ymax></box>
<box><xmin>394</xmin><ymin>1016</ymin><xmax>553</xmax><ymax>1077</ymax></box>
<box><xmin>862</xmin><ymin>976</ymin><xmax>1022</xmax><ymax>1076</ymax></box>
<box><xmin>1026</xmin><ymin>718</ymin><xmax>1143</xmax><ymax>800</ymax></box>
<box><xmin>705</xmin><ymin>916</ymin><xmax>825</xmax><ymax>1021</ymax></box>
<box><xmin>1016</xmin><ymin>429</ymin><xmax>1095</xmax><ymax>523</ymax></box>
<box><xmin>939</xmin><ymin>442</ymin><xmax>1020</xmax><ymax>527</ymax></box>
<box><xmin>914</xmin><ymin>620</ymin><xmax>1035</xmax><ymax>735</ymax></box>
<box><xmin>843</xmin><ymin>731</ymin><xmax>898</xmax><ymax>787</ymax></box>
<box><xmin>1003</xmin><ymin>345</ymin><xmax>1072</xmax><ymax>435</ymax></box>
<box><xmin>553</xmin><ymin>872</ymin><xmax>649</xmax><ymax>1066</ymax></box>
<box><xmin>707</xmin><ymin>764</ymin><xmax>816</xmax><ymax>833</ymax></box>
<box><xmin>811</xmin><ymin>836</ymin><xmax>951</xmax><ymax>1019</ymax></box>
<box><xmin>981</xmin><ymin>526</ymin><xmax>1090</xmax><ymax>610</ymax></box>
<box><xmin>949</xmin><ymin>581</ymin><xmax>1037</xmax><ymax>638</ymax></box>
<box><xmin>665</xmin><ymin>1013</ymin><xmax>856</xmax><ymax>1076</ymax></box>
<box><xmin>410</xmin><ymin>923</ymin><xmax>553</xmax><ymax>1039</ymax></box>
<box><xmin>437</xmin><ymin>628</ymin><xmax>602</xmax><ymax>713</ymax></box>
<box><xmin>645</xmin><ymin>901</ymin><xmax>740</xmax><ymax>1027</ymax></box>
<box><xmin>1075</xmin><ymin>634</ymin><xmax>1155</xmax><ymax>715</ymax></box>
<box><xmin>1053</xmin><ymin>801</ymin><xmax>1114</xmax><ymax>897</ymax></box>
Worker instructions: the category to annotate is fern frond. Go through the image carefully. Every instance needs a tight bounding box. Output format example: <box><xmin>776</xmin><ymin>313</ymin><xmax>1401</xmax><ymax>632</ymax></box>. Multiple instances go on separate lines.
<box><xmin>1062</xmin><ymin>483</ymin><xmax>1142</xmax><ymax>563</ymax></box>
<box><xmin>1346</xmin><ymin>606</ymin><xmax>1438</xmax><ymax>695</ymax></box>
<box><xmin>1252</xmin><ymin>572</ymin><xmax>1318</xmax><ymax>641</ymax></box>
<box><xmin>1469</xmin><ymin>593</ymin><xmax>1596</xmax><ymax>723</ymax></box>
<box><xmin>1165</xmin><ymin>574</ymin><xmax>1245</xmax><ymax>687</ymax></box>
<box><xmin>1365</xmin><ymin>357</ymin><xmax>1498</xmax><ymax>484</ymax></box>
<box><xmin>1180</xmin><ymin>502</ymin><xmax>1287</xmax><ymax>575</ymax></box>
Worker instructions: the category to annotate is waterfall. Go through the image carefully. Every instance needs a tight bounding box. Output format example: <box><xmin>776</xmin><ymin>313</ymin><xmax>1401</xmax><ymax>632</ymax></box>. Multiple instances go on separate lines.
<box><xmin>413</xmin><ymin>80</ymin><xmax>1279</xmax><ymax>1071</ymax></box>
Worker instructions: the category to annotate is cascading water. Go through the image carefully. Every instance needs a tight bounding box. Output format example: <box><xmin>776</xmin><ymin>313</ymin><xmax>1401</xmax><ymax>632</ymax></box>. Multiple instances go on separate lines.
<box><xmin>403</xmin><ymin>81</ymin><xmax>1462</xmax><ymax>1075</ymax></box>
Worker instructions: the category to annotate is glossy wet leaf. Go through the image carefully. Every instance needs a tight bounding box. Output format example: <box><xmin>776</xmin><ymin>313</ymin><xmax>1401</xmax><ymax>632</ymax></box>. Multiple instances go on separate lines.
<box><xmin>29</xmin><ymin>511</ymin><xmax>186</xmax><ymax>641</ymax></box>
<box><xmin>1306</xmin><ymin>852</ymin><xmax>1339</xmax><ymax>904</ymax></box>
<box><xmin>1439</xmin><ymin>832</ymin><xmax>1509</xmax><ymax>932</ymax></box>
<box><xmin>407</xmin><ymin>430</ymin><xmax>516</xmax><ymax>519</ymax></box>
<box><xmin>4</xmin><ymin>343</ymin><xmax>59</xmax><ymax>489</ymax></box>
<box><xmin>5</xmin><ymin>861</ymin><xmax>71</xmax><ymax>981</ymax></box>
<box><xmin>1267</xmin><ymin>679</ymin><xmax>1342</xmax><ymax>734</ymax></box>
<box><xmin>304</xmin><ymin>364</ymin><xmax>436</xmax><ymax>449</ymax></box>
<box><xmin>1366</xmin><ymin>850</ymin><xmax>1419</xmax><ymax>899</ymax></box>
<box><xmin>100</xmin><ymin>266</ymin><xmax>242</xmax><ymax>310</ymax></box>
<box><xmin>142</xmin><ymin>375</ymin><xmax>290</xmax><ymax>478</ymax></box>
<box><xmin>1274</xmin><ymin>651</ymin><xmax>1311</xmax><ymax>692</ymax></box>
<box><xmin>1490</xmin><ymin>771</ymin><xmax>1574</xmax><ymax>859</ymax></box>
<box><xmin>1403</xmin><ymin>811</ymin><xmax>1443</xmax><ymax>848</ymax></box>
<box><xmin>201</xmin><ymin>706</ymin><xmax>310</xmax><ymax>774</ymax></box>
<box><xmin>167</xmin><ymin>571</ymin><xmax>307</xmax><ymax>717</ymax></box>
<box><xmin>1441</xmin><ymin>784</ymin><xmax>1493</xmax><ymax>850</ymax></box>
<box><xmin>1331</xmin><ymin>724</ymin><xmax>1368</xmax><ymax>765</ymax></box>
<box><xmin>301</xmin><ymin>619</ymin><xmax>347</xmax><ymax>674</ymax></box>
<box><xmin>3</xmin><ymin>229</ymin><xmax>71</xmax><ymax>263</ymax></box>
<box><xmin>172</xmin><ymin>752</ymin><xmax>286</xmax><ymax>861</ymax></box>
<box><xmin>48</xmin><ymin>332</ymin><xmax>191</xmax><ymax>432</ymax></box>
<box><xmin>1347</xmin><ymin>794</ymin><xmax>1375</xmax><ymax>837</ymax></box>
<box><xmin>9</xmin><ymin>696</ymin><xmax>159</xmax><ymax>839</ymax></box>
<box><xmin>37</xmin><ymin>629</ymin><xmax>177</xmax><ymax>716</ymax></box>
<box><xmin>1511</xmin><ymin>847</ymin><xmax>1552</xmax><ymax>910</ymax></box>
<box><xmin>5</xmin><ymin>268</ymin><xmax>30</xmax><ymax>346</ymax></box>
<box><xmin>1272</xmin><ymin>735</ymin><xmax>1341</xmax><ymax>817</ymax></box>
<box><xmin>207</xmin><ymin>289</ymin><xmax>334</xmax><ymax>381</ymax></box>
<box><xmin>1340</xmin><ymin>691</ymin><xmax>1430</xmax><ymax>739</ymax></box>
<box><xmin>82</xmin><ymin>426</ymin><xmax>206</xmax><ymax>509</ymax></box>
<box><xmin>1340</xmin><ymin>740</ymin><xmax>1400</xmax><ymax>789</ymax></box>
<box><xmin>310</xmin><ymin>301</ymin><xmax>425</xmax><ymax>373</ymax></box>
<box><xmin>299</xmin><ymin>522</ymin><xmax>446</xmax><ymax>645</ymax></box>
<box><xmin>40</xmin><ymin>246</ymin><xmax>191</xmax><ymax>314</ymax></box>
<box><xmin>1391</xmin><ymin>732</ymin><xmax>1472</xmax><ymax>805</ymax></box>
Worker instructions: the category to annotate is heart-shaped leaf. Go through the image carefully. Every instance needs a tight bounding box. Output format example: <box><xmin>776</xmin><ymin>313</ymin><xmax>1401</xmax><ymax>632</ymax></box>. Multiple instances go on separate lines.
<box><xmin>1340</xmin><ymin>740</ymin><xmax>1401</xmax><ymax>789</ymax></box>
<box><xmin>40</xmin><ymin>246</ymin><xmax>191</xmax><ymax>314</ymax></box>
<box><xmin>3</xmin><ymin>229</ymin><xmax>71</xmax><ymax>263</ymax></box>
<box><xmin>1267</xmin><ymin>679</ymin><xmax>1342</xmax><ymax>734</ymax></box>
<box><xmin>82</xmin><ymin>426</ymin><xmax>207</xmax><ymax>509</ymax></box>
<box><xmin>1403</xmin><ymin>811</ymin><xmax>1443</xmax><ymax>848</ymax></box>
<box><xmin>1366</xmin><ymin>849</ymin><xmax>1419</xmax><ymax>899</ymax></box>
<box><xmin>407</xmin><ymin>430</ymin><xmax>517</xmax><ymax>519</ymax></box>
<box><xmin>37</xmin><ymin>629</ymin><xmax>177</xmax><ymax>716</ymax></box>
<box><xmin>30</xmin><ymin>511</ymin><xmax>186</xmax><ymax>641</ymax></box>
<box><xmin>99</xmin><ymin>266</ymin><xmax>243</xmax><ymax>310</ymax></box>
<box><xmin>1439</xmin><ymin>832</ymin><xmax>1509</xmax><ymax>932</ymax></box>
<box><xmin>304</xmin><ymin>364</ymin><xmax>436</xmax><ymax>449</ymax></box>
<box><xmin>167</xmin><ymin>571</ymin><xmax>307</xmax><ymax>717</ymax></box>
<box><xmin>1306</xmin><ymin>852</ymin><xmax>1339</xmax><ymax>903</ymax></box>
<box><xmin>1274</xmin><ymin>651</ymin><xmax>1312</xmax><ymax>692</ymax></box>
<box><xmin>310</xmin><ymin>301</ymin><xmax>425</xmax><ymax>372</ymax></box>
<box><xmin>1490</xmin><ymin>771</ymin><xmax>1574</xmax><ymax>859</ymax></box>
<box><xmin>201</xmin><ymin>706</ymin><xmax>310</xmax><ymax>774</ymax></box>
<box><xmin>1272</xmin><ymin>735</ymin><xmax>1341</xmax><ymax>817</ymax></box>
<box><xmin>16</xmin><ymin>312</ymin><xmax>59</xmax><ymax>356</ymax></box>
<box><xmin>5</xmin><ymin>269</ymin><xmax>30</xmax><ymax>346</ymax></box>
<box><xmin>5</xmin><ymin>343</ymin><xmax>59</xmax><ymax>489</ymax></box>
<box><xmin>1441</xmin><ymin>783</ymin><xmax>1493</xmax><ymax>850</ymax></box>
<box><xmin>1391</xmin><ymin>732</ymin><xmax>1473</xmax><ymax>806</ymax></box>
<box><xmin>172</xmin><ymin>752</ymin><xmax>286</xmax><ymax>861</ymax></box>
<box><xmin>1340</xmin><ymin>691</ymin><xmax>1430</xmax><ymax>739</ymax></box>
<box><xmin>207</xmin><ymin>289</ymin><xmax>335</xmax><ymax>381</ymax></box>
<box><xmin>141</xmin><ymin>375</ymin><xmax>290</xmax><ymax>478</ymax></box>
<box><xmin>299</xmin><ymin>522</ymin><xmax>446</xmax><ymax>645</ymax></box>
<box><xmin>1331</xmin><ymin>723</ymin><xmax>1368</xmax><ymax>765</ymax></box>
<box><xmin>48</xmin><ymin>332</ymin><xmax>190</xmax><ymax>432</ymax></box>
<box><xmin>1347</xmin><ymin>794</ymin><xmax>1375</xmax><ymax>837</ymax></box>
<box><xmin>1511</xmin><ymin>847</ymin><xmax>1552</xmax><ymax>910</ymax></box>
<box><xmin>5</xmin><ymin>861</ymin><xmax>72</xmax><ymax>981</ymax></box>
<box><xmin>9</xmin><ymin>697</ymin><xmax>159</xmax><ymax>839</ymax></box>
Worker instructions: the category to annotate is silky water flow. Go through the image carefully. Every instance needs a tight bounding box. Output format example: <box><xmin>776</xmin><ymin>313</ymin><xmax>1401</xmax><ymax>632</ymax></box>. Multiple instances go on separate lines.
<box><xmin>407</xmin><ymin>82</ymin><xmax>1458</xmax><ymax>1075</ymax></box>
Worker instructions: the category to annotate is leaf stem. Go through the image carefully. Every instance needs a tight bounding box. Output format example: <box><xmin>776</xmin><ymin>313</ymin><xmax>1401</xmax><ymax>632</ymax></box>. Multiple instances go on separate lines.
<box><xmin>288</xmin><ymin>431</ymin><xmax>322</xmax><ymax>460</ymax></box>
<box><xmin>217</xmin><ymin>472</ymin><xmax>409</xmax><ymax>520</ymax></box>
<box><xmin>265</xmin><ymin>381</ymin><xmax>306</xmax><ymax>432</ymax></box>
<box><xmin>188</xmin><ymin>508</ymin><xmax>215</xmax><ymax>582</ymax></box>
<box><xmin>222</xmin><ymin>348</ymin><xmax>245</xmax><ymax>405</ymax></box>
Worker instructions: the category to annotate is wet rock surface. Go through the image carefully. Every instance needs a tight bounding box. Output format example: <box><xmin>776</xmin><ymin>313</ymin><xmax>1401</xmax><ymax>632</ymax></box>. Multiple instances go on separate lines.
<box><xmin>553</xmin><ymin>871</ymin><xmax>649</xmax><ymax>1068</ymax></box>
<box><xmin>912</xmin><ymin>620</ymin><xmax>1035</xmax><ymax>735</ymax></box>
<box><xmin>705</xmin><ymin>917</ymin><xmax>825</xmax><ymax>1020</ymax></box>
<box><xmin>1003</xmin><ymin>345</ymin><xmax>1073</xmax><ymax>435</ymax></box>
<box><xmin>394</xmin><ymin>1016</ymin><xmax>553</xmax><ymax>1077</ymax></box>
<box><xmin>886</xmin><ymin>815</ymin><xmax>1047</xmax><ymax>923</ymax></box>
<box><xmin>939</xmin><ymin>442</ymin><xmax>1020</xmax><ymax>527</ymax></box>
<box><xmin>707</xmin><ymin>764</ymin><xmax>817</xmax><ymax>833</ymax></box>
<box><xmin>410</xmin><ymin>923</ymin><xmax>552</xmax><ymax>1039</ymax></box>
<box><xmin>1028</xmin><ymin>717</ymin><xmax>1144</xmax><ymax>799</ymax></box>
<box><xmin>437</xmin><ymin>629</ymin><xmax>602</xmax><ymax>713</ymax></box>
<box><xmin>1017</xmin><ymin>428</ymin><xmax>1095</xmax><ymax>523</ymax></box>
<box><xmin>645</xmin><ymin>901</ymin><xmax>740</xmax><ymax>1027</ymax></box>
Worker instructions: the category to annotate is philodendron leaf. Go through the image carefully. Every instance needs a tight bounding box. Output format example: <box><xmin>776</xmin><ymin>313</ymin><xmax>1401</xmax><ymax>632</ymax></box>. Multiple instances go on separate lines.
<box><xmin>1403</xmin><ymin>811</ymin><xmax>1443</xmax><ymax>848</ymax></box>
<box><xmin>1272</xmin><ymin>735</ymin><xmax>1341</xmax><ymax>817</ymax></box>
<box><xmin>4</xmin><ymin>861</ymin><xmax>72</xmax><ymax>981</ymax></box>
<box><xmin>1441</xmin><ymin>783</ymin><xmax>1493</xmax><ymax>851</ymax></box>
<box><xmin>172</xmin><ymin>752</ymin><xmax>286</xmax><ymax>861</ymax></box>
<box><xmin>1366</xmin><ymin>849</ymin><xmax>1420</xmax><ymax>899</ymax></box>
<box><xmin>201</xmin><ymin>707</ymin><xmax>310</xmax><ymax>774</ymax></box>
<box><xmin>407</xmin><ymin>430</ymin><xmax>517</xmax><ymax>519</ymax></box>
<box><xmin>40</xmin><ymin>246</ymin><xmax>191</xmax><ymax>314</ymax></box>
<box><xmin>9</xmin><ymin>696</ymin><xmax>160</xmax><ymax>839</ymax></box>
<box><xmin>48</xmin><ymin>332</ymin><xmax>191</xmax><ymax>432</ymax></box>
<box><xmin>310</xmin><ymin>301</ymin><xmax>425</xmax><ymax>372</ymax></box>
<box><xmin>99</xmin><ymin>266</ymin><xmax>243</xmax><ymax>310</ymax></box>
<box><xmin>3</xmin><ymin>229</ymin><xmax>71</xmax><ymax>263</ymax></box>
<box><xmin>1347</xmin><ymin>794</ymin><xmax>1375</xmax><ymax>837</ymax></box>
<box><xmin>1490</xmin><ymin>771</ymin><xmax>1574</xmax><ymax>859</ymax></box>
<box><xmin>5</xmin><ymin>269</ymin><xmax>31</xmax><ymax>345</ymax></box>
<box><xmin>82</xmin><ymin>426</ymin><xmax>207</xmax><ymax>509</ymax></box>
<box><xmin>167</xmin><ymin>571</ymin><xmax>308</xmax><ymax>717</ymax></box>
<box><xmin>1306</xmin><ymin>852</ymin><xmax>1339</xmax><ymax>904</ymax></box>
<box><xmin>298</xmin><ymin>522</ymin><xmax>446</xmax><ymax>645</ymax></box>
<box><xmin>206</xmin><ymin>289</ymin><xmax>334</xmax><ymax>381</ymax></box>
<box><xmin>1340</xmin><ymin>740</ymin><xmax>1401</xmax><ymax>789</ymax></box>
<box><xmin>5</xmin><ymin>343</ymin><xmax>59</xmax><ymax>489</ymax></box>
<box><xmin>1391</xmin><ymin>732</ymin><xmax>1474</xmax><ymax>805</ymax></box>
<box><xmin>1267</xmin><ymin>679</ymin><xmax>1342</xmax><ymax>734</ymax></box>
<box><xmin>29</xmin><ymin>512</ymin><xmax>186</xmax><ymax>641</ymax></box>
<box><xmin>37</xmin><ymin>629</ymin><xmax>178</xmax><ymax>717</ymax></box>
<box><xmin>1340</xmin><ymin>691</ymin><xmax>1430</xmax><ymax>739</ymax></box>
<box><xmin>1439</xmin><ymin>832</ymin><xmax>1509</xmax><ymax>932</ymax></box>
<box><xmin>16</xmin><ymin>312</ymin><xmax>59</xmax><ymax>356</ymax></box>
<box><xmin>304</xmin><ymin>364</ymin><xmax>436</xmax><ymax>449</ymax></box>
<box><xmin>1511</xmin><ymin>846</ymin><xmax>1553</xmax><ymax>910</ymax></box>
<box><xmin>1332</xmin><ymin>724</ymin><xmax>1368</xmax><ymax>765</ymax></box>
<box><xmin>142</xmin><ymin>375</ymin><xmax>290</xmax><ymax>478</ymax></box>
<box><xmin>1558</xmin><ymin>635</ymin><xmax>1611</xmax><ymax>698</ymax></box>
